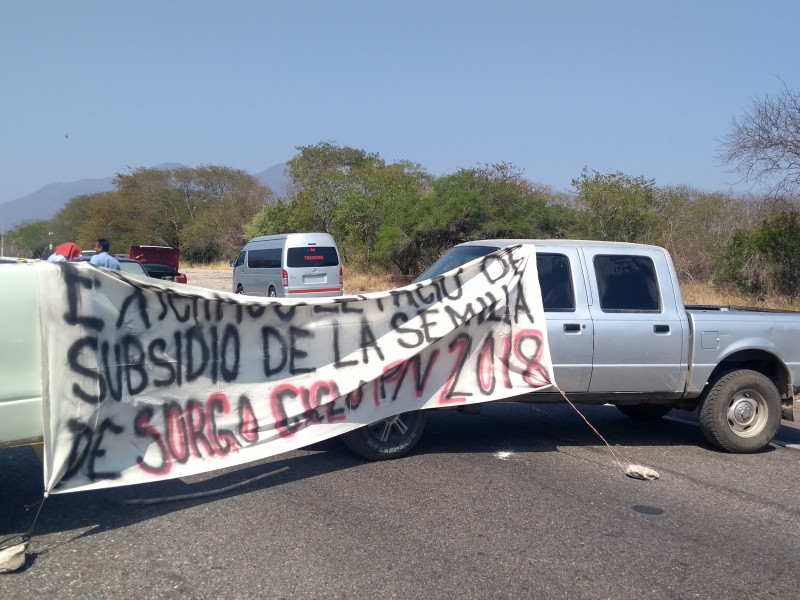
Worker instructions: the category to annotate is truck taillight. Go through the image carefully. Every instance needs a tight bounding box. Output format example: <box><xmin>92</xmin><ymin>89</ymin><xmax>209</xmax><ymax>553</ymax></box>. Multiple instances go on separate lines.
<box><xmin>282</xmin><ymin>269</ymin><xmax>288</xmax><ymax>288</ymax></box>
<box><xmin>339</xmin><ymin>266</ymin><xmax>343</xmax><ymax>289</ymax></box>
<box><xmin>175</xmin><ymin>274</ymin><xmax>187</xmax><ymax>284</ymax></box>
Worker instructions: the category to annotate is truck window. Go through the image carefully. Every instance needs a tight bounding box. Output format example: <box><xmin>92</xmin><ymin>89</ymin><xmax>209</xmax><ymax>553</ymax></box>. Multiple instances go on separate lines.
<box><xmin>594</xmin><ymin>255</ymin><xmax>660</xmax><ymax>312</ymax></box>
<box><xmin>248</xmin><ymin>248</ymin><xmax>281</xmax><ymax>269</ymax></box>
<box><xmin>537</xmin><ymin>253</ymin><xmax>575</xmax><ymax>312</ymax></box>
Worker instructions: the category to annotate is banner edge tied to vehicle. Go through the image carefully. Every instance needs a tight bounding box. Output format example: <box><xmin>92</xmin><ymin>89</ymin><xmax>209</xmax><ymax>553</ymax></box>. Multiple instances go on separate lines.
<box><xmin>35</xmin><ymin>244</ymin><xmax>554</xmax><ymax>493</ymax></box>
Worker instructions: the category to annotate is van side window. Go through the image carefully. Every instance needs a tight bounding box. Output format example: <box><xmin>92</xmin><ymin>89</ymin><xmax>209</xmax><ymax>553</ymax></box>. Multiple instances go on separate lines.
<box><xmin>536</xmin><ymin>253</ymin><xmax>575</xmax><ymax>312</ymax></box>
<box><xmin>248</xmin><ymin>248</ymin><xmax>281</xmax><ymax>269</ymax></box>
<box><xmin>286</xmin><ymin>246</ymin><xmax>339</xmax><ymax>267</ymax></box>
<box><xmin>234</xmin><ymin>251</ymin><xmax>245</xmax><ymax>267</ymax></box>
<box><xmin>594</xmin><ymin>255</ymin><xmax>661</xmax><ymax>312</ymax></box>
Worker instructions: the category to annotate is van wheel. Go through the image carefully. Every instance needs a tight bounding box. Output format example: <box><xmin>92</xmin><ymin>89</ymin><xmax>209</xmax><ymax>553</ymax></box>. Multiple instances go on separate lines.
<box><xmin>340</xmin><ymin>410</ymin><xmax>427</xmax><ymax>460</ymax></box>
<box><xmin>616</xmin><ymin>405</ymin><xmax>671</xmax><ymax>421</ymax></box>
<box><xmin>699</xmin><ymin>369</ymin><xmax>781</xmax><ymax>453</ymax></box>
<box><xmin>235</xmin><ymin>285</ymin><xmax>244</xmax><ymax>294</ymax></box>
<box><xmin>268</xmin><ymin>287</ymin><xmax>277</xmax><ymax>298</ymax></box>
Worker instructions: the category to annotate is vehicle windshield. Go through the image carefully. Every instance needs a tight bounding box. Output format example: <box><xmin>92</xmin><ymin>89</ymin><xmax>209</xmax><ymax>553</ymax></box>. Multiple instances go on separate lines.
<box><xmin>119</xmin><ymin>261</ymin><xmax>147</xmax><ymax>276</ymax></box>
<box><xmin>414</xmin><ymin>245</ymin><xmax>501</xmax><ymax>282</ymax></box>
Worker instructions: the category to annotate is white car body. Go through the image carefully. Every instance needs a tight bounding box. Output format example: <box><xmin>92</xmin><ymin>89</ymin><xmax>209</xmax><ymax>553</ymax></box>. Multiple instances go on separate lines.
<box><xmin>0</xmin><ymin>261</ymin><xmax>43</xmax><ymax>448</ymax></box>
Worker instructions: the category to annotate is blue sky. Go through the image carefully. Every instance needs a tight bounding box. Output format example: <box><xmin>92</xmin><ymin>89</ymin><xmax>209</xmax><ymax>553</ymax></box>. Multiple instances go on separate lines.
<box><xmin>1</xmin><ymin>1</ymin><xmax>798</xmax><ymax>204</ymax></box>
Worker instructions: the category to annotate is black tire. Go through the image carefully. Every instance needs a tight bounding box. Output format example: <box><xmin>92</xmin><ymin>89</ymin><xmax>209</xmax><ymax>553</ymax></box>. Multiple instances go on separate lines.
<box><xmin>340</xmin><ymin>410</ymin><xmax>427</xmax><ymax>460</ymax></box>
<box><xmin>235</xmin><ymin>285</ymin><xmax>244</xmax><ymax>295</ymax></box>
<box><xmin>617</xmin><ymin>404</ymin><xmax>672</xmax><ymax>421</ymax></box>
<box><xmin>699</xmin><ymin>369</ymin><xmax>781</xmax><ymax>453</ymax></box>
<box><xmin>268</xmin><ymin>287</ymin><xmax>277</xmax><ymax>298</ymax></box>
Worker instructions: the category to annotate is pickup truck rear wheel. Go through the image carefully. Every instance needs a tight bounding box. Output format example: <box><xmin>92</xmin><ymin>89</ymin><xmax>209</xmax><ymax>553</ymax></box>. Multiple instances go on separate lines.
<box><xmin>340</xmin><ymin>410</ymin><xmax>427</xmax><ymax>460</ymax></box>
<box><xmin>699</xmin><ymin>369</ymin><xmax>781</xmax><ymax>453</ymax></box>
<box><xmin>617</xmin><ymin>405</ymin><xmax>671</xmax><ymax>421</ymax></box>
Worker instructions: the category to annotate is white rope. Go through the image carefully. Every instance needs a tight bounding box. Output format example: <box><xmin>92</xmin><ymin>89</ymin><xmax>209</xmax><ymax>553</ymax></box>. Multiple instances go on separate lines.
<box><xmin>555</xmin><ymin>387</ymin><xmax>660</xmax><ymax>481</ymax></box>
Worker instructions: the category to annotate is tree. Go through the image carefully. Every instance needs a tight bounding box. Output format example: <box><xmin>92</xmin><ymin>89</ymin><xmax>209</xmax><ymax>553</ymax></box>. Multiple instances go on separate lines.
<box><xmin>719</xmin><ymin>82</ymin><xmax>800</xmax><ymax>196</ymax></box>
<box><xmin>245</xmin><ymin>200</ymin><xmax>293</xmax><ymax>240</ymax></box>
<box><xmin>244</xmin><ymin>195</ymin><xmax>332</xmax><ymax>242</ymax></box>
<box><xmin>49</xmin><ymin>193</ymin><xmax>100</xmax><ymax>248</ymax></box>
<box><xmin>4</xmin><ymin>220</ymin><xmax>53</xmax><ymax>258</ymax></box>
<box><xmin>655</xmin><ymin>186</ymin><xmax>746</xmax><ymax>282</ymax></box>
<box><xmin>280</xmin><ymin>142</ymin><xmax>433</xmax><ymax>266</ymax></box>
<box><xmin>332</xmin><ymin>160</ymin><xmax>431</xmax><ymax>264</ymax></box>
<box><xmin>286</xmin><ymin>142</ymin><xmax>380</xmax><ymax>233</ymax></box>
<box><xmin>572</xmin><ymin>169</ymin><xmax>658</xmax><ymax>243</ymax></box>
<box><xmin>78</xmin><ymin>191</ymin><xmax>143</xmax><ymax>253</ymax></box>
<box><xmin>177</xmin><ymin>167</ymin><xmax>273</xmax><ymax>262</ymax></box>
<box><xmin>715</xmin><ymin>203</ymin><xmax>800</xmax><ymax>298</ymax></box>
<box><xmin>376</xmin><ymin>163</ymin><xmax>574</xmax><ymax>276</ymax></box>
<box><xmin>114</xmin><ymin>168</ymin><xmax>190</xmax><ymax>247</ymax></box>
<box><xmin>114</xmin><ymin>165</ymin><xmax>272</xmax><ymax>259</ymax></box>
<box><xmin>48</xmin><ymin>191</ymin><xmax>145</xmax><ymax>252</ymax></box>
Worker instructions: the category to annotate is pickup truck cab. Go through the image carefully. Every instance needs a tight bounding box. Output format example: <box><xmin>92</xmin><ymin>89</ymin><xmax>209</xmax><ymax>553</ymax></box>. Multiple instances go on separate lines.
<box><xmin>340</xmin><ymin>239</ymin><xmax>800</xmax><ymax>460</ymax></box>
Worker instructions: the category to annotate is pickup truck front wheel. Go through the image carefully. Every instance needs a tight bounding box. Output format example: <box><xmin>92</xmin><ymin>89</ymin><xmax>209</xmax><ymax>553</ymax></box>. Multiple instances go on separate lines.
<box><xmin>699</xmin><ymin>369</ymin><xmax>781</xmax><ymax>453</ymax></box>
<box><xmin>340</xmin><ymin>410</ymin><xmax>427</xmax><ymax>460</ymax></box>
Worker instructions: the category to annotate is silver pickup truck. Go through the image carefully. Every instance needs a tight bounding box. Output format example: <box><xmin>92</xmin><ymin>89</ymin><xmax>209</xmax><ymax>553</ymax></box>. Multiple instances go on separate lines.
<box><xmin>339</xmin><ymin>239</ymin><xmax>800</xmax><ymax>460</ymax></box>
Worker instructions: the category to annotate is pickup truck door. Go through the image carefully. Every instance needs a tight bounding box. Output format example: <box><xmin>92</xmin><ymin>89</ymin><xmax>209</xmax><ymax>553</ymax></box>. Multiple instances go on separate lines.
<box><xmin>537</xmin><ymin>248</ymin><xmax>593</xmax><ymax>392</ymax></box>
<box><xmin>582</xmin><ymin>246</ymin><xmax>685</xmax><ymax>393</ymax></box>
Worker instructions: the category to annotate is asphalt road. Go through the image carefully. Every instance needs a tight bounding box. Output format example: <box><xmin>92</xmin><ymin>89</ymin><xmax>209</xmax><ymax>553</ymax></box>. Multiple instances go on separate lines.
<box><xmin>2</xmin><ymin>403</ymin><xmax>799</xmax><ymax>599</ymax></box>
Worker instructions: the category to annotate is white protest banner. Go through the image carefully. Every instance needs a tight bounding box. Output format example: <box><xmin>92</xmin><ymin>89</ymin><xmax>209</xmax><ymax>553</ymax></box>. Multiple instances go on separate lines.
<box><xmin>36</xmin><ymin>245</ymin><xmax>553</xmax><ymax>493</ymax></box>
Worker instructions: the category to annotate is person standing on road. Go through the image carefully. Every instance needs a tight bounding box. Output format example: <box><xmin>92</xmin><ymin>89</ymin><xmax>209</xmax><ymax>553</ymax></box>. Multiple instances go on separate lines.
<box><xmin>90</xmin><ymin>238</ymin><xmax>121</xmax><ymax>270</ymax></box>
<box><xmin>47</xmin><ymin>241</ymin><xmax>82</xmax><ymax>263</ymax></box>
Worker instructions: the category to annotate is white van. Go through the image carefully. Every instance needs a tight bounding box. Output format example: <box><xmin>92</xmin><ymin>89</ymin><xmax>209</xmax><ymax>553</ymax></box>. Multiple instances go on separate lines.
<box><xmin>231</xmin><ymin>232</ymin><xmax>343</xmax><ymax>298</ymax></box>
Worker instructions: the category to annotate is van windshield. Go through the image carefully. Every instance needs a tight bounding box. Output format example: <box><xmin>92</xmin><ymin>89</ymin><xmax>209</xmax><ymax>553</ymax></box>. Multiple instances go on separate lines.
<box><xmin>286</xmin><ymin>246</ymin><xmax>340</xmax><ymax>267</ymax></box>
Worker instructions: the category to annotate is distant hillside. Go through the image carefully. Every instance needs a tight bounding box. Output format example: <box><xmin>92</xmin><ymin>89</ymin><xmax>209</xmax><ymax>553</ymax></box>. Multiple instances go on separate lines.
<box><xmin>253</xmin><ymin>163</ymin><xmax>291</xmax><ymax>196</ymax></box>
<box><xmin>0</xmin><ymin>162</ymin><xmax>289</xmax><ymax>230</ymax></box>
<box><xmin>0</xmin><ymin>176</ymin><xmax>116</xmax><ymax>229</ymax></box>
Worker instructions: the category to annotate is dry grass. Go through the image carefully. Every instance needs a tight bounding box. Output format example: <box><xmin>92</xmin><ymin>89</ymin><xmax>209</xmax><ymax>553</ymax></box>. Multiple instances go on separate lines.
<box><xmin>344</xmin><ymin>268</ymin><xmax>412</xmax><ymax>294</ymax></box>
<box><xmin>187</xmin><ymin>261</ymin><xmax>232</xmax><ymax>270</ymax></box>
<box><xmin>184</xmin><ymin>261</ymin><xmax>413</xmax><ymax>295</ymax></box>
<box><xmin>681</xmin><ymin>280</ymin><xmax>799</xmax><ymax>311</ymax></box>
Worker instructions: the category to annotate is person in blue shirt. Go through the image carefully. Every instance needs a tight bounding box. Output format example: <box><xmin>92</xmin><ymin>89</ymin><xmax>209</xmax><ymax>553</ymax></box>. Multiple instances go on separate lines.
<box><xmin>89</xmin><ymin>238</ymin><xmax>121</xmax><ymax>270</ymax></box>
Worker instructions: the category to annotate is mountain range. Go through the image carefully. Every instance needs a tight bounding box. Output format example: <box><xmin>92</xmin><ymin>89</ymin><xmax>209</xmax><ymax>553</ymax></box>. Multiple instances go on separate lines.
<box><xmin>0</xmin><ymin>162</ymin><xmax>290</xmax><ymax>230</ymax></box>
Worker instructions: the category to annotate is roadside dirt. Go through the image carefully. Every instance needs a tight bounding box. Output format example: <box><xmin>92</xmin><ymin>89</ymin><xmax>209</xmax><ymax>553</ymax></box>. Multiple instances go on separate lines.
<box><xmin>181</xmin><ymin>265</ymin><xmax>405</xmax><ymax>295</ymax></box>
<box><xmin>182</xmin><ymin>267</ymin><xmax>232</xmax><ymax>293</ymax></box>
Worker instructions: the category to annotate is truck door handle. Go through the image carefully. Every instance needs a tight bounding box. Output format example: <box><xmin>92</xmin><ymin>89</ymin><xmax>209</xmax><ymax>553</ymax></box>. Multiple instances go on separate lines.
<box><xmin>654</xmin><ymin>324</ymin><xmax>670</xmax><ymax>334</ymax></box>
<box><xmin>563</xmin><ymin>323</ymin><xmax>581</xmax><ymax>332</ymax></box>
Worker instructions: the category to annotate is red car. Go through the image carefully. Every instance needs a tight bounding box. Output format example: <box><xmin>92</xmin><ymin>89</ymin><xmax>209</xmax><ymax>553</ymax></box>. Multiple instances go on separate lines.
<box><xmin>129</xmin><ymin>245</ymin><xmax>187</xmax><ymax>284</ymax></box>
